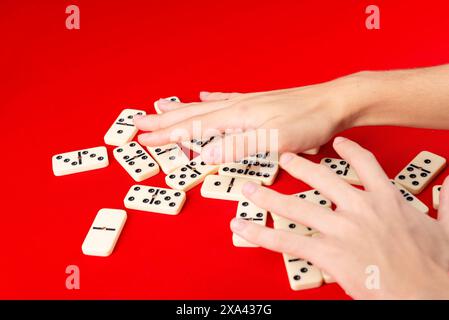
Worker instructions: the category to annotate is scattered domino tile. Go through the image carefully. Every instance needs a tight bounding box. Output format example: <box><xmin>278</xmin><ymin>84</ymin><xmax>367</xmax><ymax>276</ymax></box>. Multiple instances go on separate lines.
<box><xmin>124</xmin><ymin>185</ymin><xmax>186</xmax><ymax>215</ymax></box>
<box><xmin>147</xmin><ymin>143</ymin><xmax>189</xmax><ymax>174</ymax></box>
<box><xmin>232</xmin><ymin>201</ymin><xmax>268</xmax><ymax>247</ymax></box>
<box><xmin>433</xmin><ymin>185</ymin><xmax>442</xmax><ymax>210</ymax></box>
<box><xmin>165</xmin><ymin>156</ymin><xmax>219</xmax><ymax>191</ymax></box>
<box><xmin>113</xmin><ymin>142</ymin><xmax>160</xmax><ymax>182</ymax></box>
<box><xmin>302</xmin><ymin>147</ymin><xmax>320</xmax><ymax>155</ymax></box>
<box><xmin>181</xmin><ymin>136</ymin><xmax>219</xmax><ymax>154</ymax></box>
<box><xmin>282</xmin><ymin>254</ymin><xmax>323</xmax><ymax>291</ymax></box>
<box><xmin>219</xmin><ymin>155</ymin><xmax>279</xmax><ymax>186</ymax></box>
<box><xmin>320</xmin><ymin>157</ymin><xmax>361</xmax><ymax>185</ymax></box>
<box><xmin>390</xmin><ymin>180</ymin><xmax>429</xmax><ymax>214</ymax></box>
<box><xmin>201</xmin><ymin>175</ymin><xmax>261</xmax><ymax>201</ymax></box>
<box><xmin>104</xmin><ymin>109</ymin><xmax>146</xmax><ymax>146</ymax></box>
<box><xmin>52</xmin><ymin>146</ymin><xmax>109</xmax><ymax>176</ymax></box>
<box><xmin>273</xmin><ymin>189</ymin><xmax>332</xmax><ymax>236</ymax></box>
<box><xmin>81</xmin><ymin>209</ymin><xmax>127</xmax><ymax>257</ymax></box>
<box><xmin>394</xmin><ymin>151</ymin><xmax>446</xmax><ymax>195</ymax></box>
<box><xmin>154</xmin><ymin>96</ymin><xmax>180</xmax><ymax>114</ymax></box>
<box><xmin>273</xmin><ymin>217</ymin><xmax>317</xmax><ymax>237</ymax></box>
<box><xmin>247</xmin><ymin>151</ymin><xmax>279</xmax><ymax>163</ymax></box>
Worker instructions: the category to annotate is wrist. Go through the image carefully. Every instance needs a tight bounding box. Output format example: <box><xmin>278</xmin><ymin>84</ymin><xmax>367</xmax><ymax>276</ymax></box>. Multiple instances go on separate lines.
<box><xmin>331</xmin><ymin>71</ymin><xmax>388</xmax><ymax>130</ymax></box>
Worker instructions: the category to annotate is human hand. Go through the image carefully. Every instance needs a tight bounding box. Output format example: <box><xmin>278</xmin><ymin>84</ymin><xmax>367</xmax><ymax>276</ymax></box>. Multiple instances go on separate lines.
<box><xmin>230</xmin><ymin>137</ymin><xmax>449</xmax><ymax>299</ymax></box>
<box><xmin>134</xmin><ymin>75</ymin><xmax>366</xmax><ymax>164</ymax></box>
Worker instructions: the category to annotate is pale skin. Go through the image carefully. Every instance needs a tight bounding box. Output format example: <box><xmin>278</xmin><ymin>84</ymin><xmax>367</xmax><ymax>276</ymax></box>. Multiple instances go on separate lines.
<box><xmin>135</xmin><ymin>64</ymin><xmax>449</xmax><ymax>299</ymax></box>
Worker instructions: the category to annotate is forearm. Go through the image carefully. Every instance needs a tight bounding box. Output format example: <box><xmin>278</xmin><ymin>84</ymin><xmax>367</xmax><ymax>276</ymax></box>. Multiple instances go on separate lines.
<box><xmin>341</xmin><ymin>65</ymin><xmax>449</xmax><ymax>130</ymax></box>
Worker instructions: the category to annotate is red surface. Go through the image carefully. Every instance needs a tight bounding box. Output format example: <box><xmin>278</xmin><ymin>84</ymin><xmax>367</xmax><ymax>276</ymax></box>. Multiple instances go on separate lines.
<box><xmin>1</xmin><ymin>0</ymin><xmax>449</xmax><ymax>299</ymax></box>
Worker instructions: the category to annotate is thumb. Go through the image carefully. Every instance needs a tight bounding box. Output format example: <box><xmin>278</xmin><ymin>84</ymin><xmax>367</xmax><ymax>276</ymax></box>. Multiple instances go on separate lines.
<box><xmin>437</xmin><ymin>176</ymin><xmax>449</xmax><ymax>230</ymax></box>
<box><xmin>199</xmin><ymin>91</ymin><xmax>241</xmax><ymax>102</ymax></box>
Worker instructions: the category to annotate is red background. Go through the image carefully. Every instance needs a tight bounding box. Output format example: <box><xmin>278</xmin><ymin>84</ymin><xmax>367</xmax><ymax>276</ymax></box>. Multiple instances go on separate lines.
<box><xmin>1</xmin><ymin>0</ymin><xmax>449</xmax><ymax>299</ymax></box>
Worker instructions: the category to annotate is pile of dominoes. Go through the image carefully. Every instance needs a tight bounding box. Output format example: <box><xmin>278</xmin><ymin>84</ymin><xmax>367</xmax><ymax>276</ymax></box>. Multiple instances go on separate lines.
<box><xmin>52</xmin><ymin>97</ymin><xmax>447</xmax><ymax>292</ymax></box>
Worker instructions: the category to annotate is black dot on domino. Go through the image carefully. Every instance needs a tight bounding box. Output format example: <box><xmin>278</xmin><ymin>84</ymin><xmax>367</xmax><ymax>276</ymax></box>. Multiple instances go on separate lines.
<box><xmin>169</xmin><ymin>156</ymin><xmax>175</xmax><ymax>160</ymax></box>
<box><xmin>299</xmin><ymin>194</ymin><xmax>306</xmax><ymax>199</ymax></box>
<box><xmin>289</xmin><ymin>223</ymin><xmax>296</xmax><ymax>229</ymax></box>
<box><xmin>256</xmin><ymin>212</ymin><xmax>263</xmax><ymax>217</ymax></box>
<box><xmin>293</xmin><ymin>275</ymin><xmax>301</xmax><ymax>281</ymax></box>
<box><xmin>240</xmin><ymin>212</ymin><xmax>247</xmax><ymax>217</ymax></box>
<box><xmin>242</xmin><ymin>202</ymin><xmax>249</xmax><ymax>207</ymax></box>
<box><xmin>214</xmin><ymin>181</ymin><xmax>221</xmax><ymax>186</ymax></box>
<box><xmin>128</xmin><ymin>196</ymin><xmax>135</xmax><ymax>201</ymax></box>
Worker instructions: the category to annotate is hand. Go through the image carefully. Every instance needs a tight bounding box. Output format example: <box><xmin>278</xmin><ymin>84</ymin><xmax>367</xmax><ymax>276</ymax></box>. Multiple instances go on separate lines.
<box><xmin>231</xmin><ymin>137</ymin><xmax>449</xmax><ymax>299</ymax></box>
<box><xmin>134</xmin><ymin>75</ymin><xmax>365</xmax><ymax>164</ymax></box>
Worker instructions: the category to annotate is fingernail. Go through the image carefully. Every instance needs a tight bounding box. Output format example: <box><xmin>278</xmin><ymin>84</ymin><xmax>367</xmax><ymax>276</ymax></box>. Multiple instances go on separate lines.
<box><xmin>243</xmin><ymin>182</ymin><xmax>259</xmax><ymax>195</ymax></box>
<box><xmin>231</xmin><ymin>218</ymin><xmax>246</xmax><ymax>232</ymax></box>
<box><xmin>133</xmin><ymin>114</ymin><xmax>144</xmax><ymax>121</ymax></box>
<box><xmin>158</xmin><ymin>98</ymin><xmax>170</xmax><ymax>104</ymax></box>
<box><xmin>200</xmin><ymin>91</ymin><xmax>210</xmax><ymax>96</ymax></box>
<box><xmin>334</xmin><ymin>136</ymin><xmax>347</xmax><ymax>144</ymax></box>
<box><xmin>280</xmin><ymin>153</ymin><xmax>294</xmax><ymax>165</ymax></box>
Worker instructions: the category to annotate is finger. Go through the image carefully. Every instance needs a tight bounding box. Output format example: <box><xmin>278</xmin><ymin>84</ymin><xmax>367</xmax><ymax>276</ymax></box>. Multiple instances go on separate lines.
<box><xmin>437</xmin><ymin>176</ymin><xmax>449</xmax><ymax>229</ymax></box>
<box><xmin>200</xmin><ymin>129</ymin><xmax>279</xmax><ymax>164</ymax></box>
<box><xmin>200</xmin><ymin>91</ymin><xmax>241</xmax><ymax>101</ymax></box>
<box><xmin>242</xmin><ymin>182</ymin><xmax>340</xmax><ymax>235</ymax></box>
<box><xmin>332</xmin><ymin>137</ymin><xmax>390</xmax><ymax>191</ymax></box>
<box><xmin>137</xmin><ymin>108</ymin><xmax>240</xmax><ymax>146</ymax></box>
<box><xmin>230</xmin><ymin>218</ymin><xmax>326</xmax><ymax>261</ymax></box>
<box><xmin>279</xmin><ymin>152</ymin><xmax>359</xmax><ymax>206</ymax></box>
<box><xmin>135</xmin><ymin>101</ymin><xmax>232</xmax><ymax>132</ymax></box>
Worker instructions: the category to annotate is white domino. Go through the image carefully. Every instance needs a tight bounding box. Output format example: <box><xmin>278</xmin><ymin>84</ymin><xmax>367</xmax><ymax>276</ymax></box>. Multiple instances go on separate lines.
<box><xmin>271</xmin><ymin>190</ymin><xmax>332</xmax><ymax>237</ymax></box>
<box><xmin>181</xmin><ymin>136</ymin><xmax>219</xmax><ymax>154</ymax></box>
<box><xmin>219</xmin><ymin>154</ymin><xmax>279</xmax><ymax>186</ymax></box>
<box><xmin>165</xmin><ymin>156</ymin><xmax>218</xmax><ymax>191</ymax></box>
<box><xmin>433</xmin><ymin>185</ymin><xmax>442</xmax><ymax>210</ymax></box>
<box><xmin>201</xmin><ymin>175</ymin><xmax>261</xmax><ymax>201</ymax></box>
<box><xmin>124</xmin><ymin>185</ymin><xmax>186</xmax><ymax>215</ymax></box>
<box><xmin>113</xmin><ymin>142</ymin><xmax>159</xmax><ymax>182</ymax></box>
<box><xmin>320</xmin><ymin>157</ymin><xmax>361</xmax><ymax>185</ymax></box>
<box><xmin>232</xmin><ymin>201</ymin><xmax>267</xmax><ymax>247</ymax></box>
<box><xmin>271</xmin><ymin>189</ymin><xmax>331</xmax><ymax>222</ymax></box>
<box><xmin>147</xmin><ymin>143</ymin><xmax>189</xmax><ymax>174</ymax></box>
<box><xmin>394</xmin><ymin>151</ymin><xmax>446</xmax><ymax>195</ymax></box>
<box><xmin>81</xmin><ymin>209</ymin><xmax>127</xmax><ymax>257</ymax></box>
<box><xmin>154</xmin><ymin>96</ymin><xmax>180</xmax><ymax>114</ymax></box>
<box><xmin>282</xmin><ymin>254</ymin><xmax>323</xmax><ymax>291</ymax></box>
<box><xmin>390</xmin><ymin>180</ymin><xmax>429</xmax><ymax>214</ymax></box>
<box><xmin>104</xmin><ymin>109</ymin><xmax>146</xmax><ymax>146</ymax></box>
<box><xmin>52</xmin><ymin>146</ymin><xmax>109</xmax><ymax>176</ymax></box>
